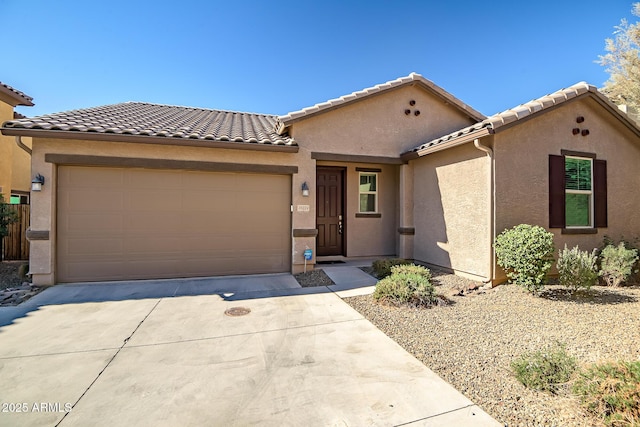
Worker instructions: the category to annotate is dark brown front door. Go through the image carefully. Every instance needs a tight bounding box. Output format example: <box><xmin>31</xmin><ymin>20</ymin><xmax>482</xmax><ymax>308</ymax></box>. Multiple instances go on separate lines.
<box><xmin>316</xmin><ymin>167</ymin><xmax>344</xmax><ymax>256</ymax></box>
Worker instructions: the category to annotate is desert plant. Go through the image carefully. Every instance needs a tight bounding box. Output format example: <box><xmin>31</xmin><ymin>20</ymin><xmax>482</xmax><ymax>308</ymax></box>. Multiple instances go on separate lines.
<box><xmin>373</xmin><ymin>266</ymin><xmax>436</xmax><ymax>307</ymax></box>
<box><xmin>557</xmin><ymin>245</ymin><xmax>599</xmax><ymax>292</ymax></box>
<box><xmin>599</xmin><ymin>243</ymin><xmax>639</xmax><ymax>287</ymax></box>
<box><xmin>494</xmin><ymin>224</ymin><xmax>555</xmax><ymax>293</ymax></box>
<box><xmin>371</xmin><ymin>258</ymin><xmax>410</xmax><ymax>279</ymax></box>
<box><xmin>599</xmin><ymin>236</ymin><xmax>640</xmax><ymax>285</ymax></box>
<box><xmin>511</xmin><ymin>342</ymin><xmax>577</xmax><ymax>394</ymax></box>
<box><xmin>389</xmin><ymin>263</ymin><xmax>432</xmax><ymax>280</ymax></box>
<box><xmin>573</xmin><ymin>360</ymin><xmax>640</xmax><ymax>426</ymax></box>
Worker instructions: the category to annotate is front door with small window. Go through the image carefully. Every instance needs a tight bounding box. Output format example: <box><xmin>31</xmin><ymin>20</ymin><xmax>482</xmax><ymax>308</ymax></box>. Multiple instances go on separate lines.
<box><xmin>316</xmin><ymin>167</ymin><xmax>344</xmax><ymax>256</ymax></box>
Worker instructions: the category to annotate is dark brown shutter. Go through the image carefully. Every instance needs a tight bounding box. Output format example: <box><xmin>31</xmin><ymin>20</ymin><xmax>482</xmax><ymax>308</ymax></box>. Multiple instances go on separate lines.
<box><xmin>549</xmin><ymin>155</ymin><xmax>565</xmax><ymax>228</ymax></box>
<box><xmin>594</xmin><ymin>159</ymin><xmax>607</xmax><ymax>228</ymax></box>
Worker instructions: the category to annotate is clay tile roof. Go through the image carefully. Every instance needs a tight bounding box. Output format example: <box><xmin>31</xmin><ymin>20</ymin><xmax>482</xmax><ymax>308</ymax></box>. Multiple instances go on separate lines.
<box><xmin>2</xmin><ymin>102</ymin><xmax>295</xmax><ymax>146</ymax></box>
<box><xmin>276</xmin><ymin>72</ymin><xmax>485</xmax><ymax>133</ymax></box>
<box><xmin>409</xmin><ymin>82</ymin><xmax>605</xmax><ymax>155</ymax></box>
<box><xmin>0</xmin><ymin>81</ymin><xmax>34</xmax><ymax>107</ymax></box>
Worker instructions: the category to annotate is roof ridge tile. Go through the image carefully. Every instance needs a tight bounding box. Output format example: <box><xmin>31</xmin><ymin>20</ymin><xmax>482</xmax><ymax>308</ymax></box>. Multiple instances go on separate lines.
<box><xmin>277</xmin><ymin>73</ymin><xmax>485</xmax><ymax>128</ymax></box>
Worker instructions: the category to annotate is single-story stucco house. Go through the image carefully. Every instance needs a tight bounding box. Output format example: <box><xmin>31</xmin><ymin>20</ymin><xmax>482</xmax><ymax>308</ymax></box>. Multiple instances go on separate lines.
<box><xmin>2</xmin><ymin>73</ymin><xmax>639</xmax><ymax>286</ymax></box>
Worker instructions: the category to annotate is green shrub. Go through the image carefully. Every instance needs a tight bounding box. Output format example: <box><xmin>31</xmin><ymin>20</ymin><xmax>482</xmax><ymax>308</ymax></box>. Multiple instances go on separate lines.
<box><xmin>573</xmin><ymin>361</ymin><xmax>640</xmax><ymax>426</ymax></box>
<box><xmin>372</xmin><ymin>258</ymin><xmax>410</xmax><ymax>279</ymax></box>
<box><xmin>511</xmin><ymin>342</ymin><xmax>577</xmax><ymax>394</ymax></box>
<box><xmin>494</xmin><ymin>224</ymin><xmax>555</xmax><ymax>293</ymax></box>
<box><xmin>389</xmin><ymin>263</ymin><xmax>432</xmax><ymax>280</ymax></box>
<box><xmin>599</xmin><ymin>243</ymin><xmax>639</xmax><ymax>287</ymax></box>
<box><xmin>557</xmin><ymin>245</ymin><xmax>598</xmax><ymax>292</ymax></box>
<box><xmin>373</xmin><ymin>266</ymin><xmax>436</xmax><ymax>307</ymax></box>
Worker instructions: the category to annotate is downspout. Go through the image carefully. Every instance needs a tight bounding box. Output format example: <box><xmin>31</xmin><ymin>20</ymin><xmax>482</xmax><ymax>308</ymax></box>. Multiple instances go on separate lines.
<box><xmin>473</xmin><ymin>138</ymin><xmax>495</xmax><ymax>285</ymax></box>
<box><xmin>15</xmin><ymin>136</ymin><xmax>32</xmax><ymax>155</ymax></box>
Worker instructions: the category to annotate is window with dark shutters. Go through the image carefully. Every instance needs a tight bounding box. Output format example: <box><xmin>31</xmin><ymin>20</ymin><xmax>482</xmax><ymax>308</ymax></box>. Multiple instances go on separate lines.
<box><xmin>594</xmin><ymin>159</ymin><xmax>608</xmax><ymax>228</ymax></box>
<box><xmin>548</xmin><ymin>153</ymin><xmax>607</xmax><ymax>231</ymax></box>
<box><xmin>549</xmin><ymin>155</ymin><xmax>565</xmax><ymax>228</ymax></box>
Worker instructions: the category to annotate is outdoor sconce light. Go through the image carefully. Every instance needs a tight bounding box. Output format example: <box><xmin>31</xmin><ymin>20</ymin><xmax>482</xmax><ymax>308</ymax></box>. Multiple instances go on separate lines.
<box><xmin>31</xmin><ymin>174</ymin><xmax>45</xmax><ymax>192</ymax></box>
<box><xmin>301</xmin><ymin>182</ymin><xmax>309</xmax><ymax>197</ymax></box>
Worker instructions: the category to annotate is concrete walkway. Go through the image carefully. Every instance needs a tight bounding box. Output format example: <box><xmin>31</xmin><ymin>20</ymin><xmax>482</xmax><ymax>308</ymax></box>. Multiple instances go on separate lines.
<box><xmin>0</xmin><ymin>271</ymin><xmax>499</xmax><ymax>426</ymax></box>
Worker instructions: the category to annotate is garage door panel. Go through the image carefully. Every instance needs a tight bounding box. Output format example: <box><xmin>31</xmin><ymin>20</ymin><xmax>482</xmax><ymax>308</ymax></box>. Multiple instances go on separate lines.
<box><xmin>127</xmin><ymin>169</ymin><xmax>182</xmax><ymax>189</ymax></box>
<box><xmin>127</xmin><ymin>191</ymin><xmax>182</xmax><ymax>211</ymax></box>
<box><xmin>66</xmin><ymin>238</ymin><xmax>124</xmax><ymax>256</ymax></box>
<box><xmin>64</xmin><ymin>190</ymin><xmax>124</xmax><ymax>212</ymax></box>
<box><xmin>61</xmin><ymin>167</ymin><xmax>124</xmax><ymax>188</ymax></box>
<box><xmin>57</xmin><ymin>166</ymin><xmax>291</xmax><ymax>282</ymax></box>
<box><xmin>183</xmin><ymin>255</ymin><xmax>288</xmax><ymax>276</ymax></box>
<box><xmin>123</xmin><ymin>236</ymin><xmax>186</xmax><ymax>254</ymax></box>
<box><xmin>180</xmin><ymin>171</ymin><xmax>236</xmax><ymax>189</ymax></box>
<box><xmin>236</xmin><ymin>191</ymin><xmax>288</xmax><ymax>210</ymax></box>
<box><xmin>64</xmin><ymin>214</ymin><xmax>124</xmax><ymax>234</ymax></box>
<box><xmin>61</xmin><ymin>261</ymin><xmax>127</xmax><ymax>282</ymax></box>
<box><xmin>125</xmin><ymin>212</ymin><xmax>183</xmax><ymax>232</ymax></box>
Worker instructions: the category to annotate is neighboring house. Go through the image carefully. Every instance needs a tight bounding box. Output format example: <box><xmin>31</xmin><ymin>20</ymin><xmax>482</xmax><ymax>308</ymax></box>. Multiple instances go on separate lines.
<box><xmin>0</xmin><ymin>82</ymin><xmax>34</xmax><ymax>204</ymax></box>
<box><xmin>1</xmin><ymin>73</ymin><xmax>639</xmax><ymax>286</ymax></box>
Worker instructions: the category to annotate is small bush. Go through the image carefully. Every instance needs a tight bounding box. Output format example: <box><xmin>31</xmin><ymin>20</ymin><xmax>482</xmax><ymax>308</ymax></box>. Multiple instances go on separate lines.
<box><xmin>599</xmin><ymin>243</ymin><xmax>639</xmax><ymax>287</ymax></box>
<box><xmin>511</xmin><ymin>342</ymin><xmax>577</xmax><ymax>394</ymax></box>
<box><xmin>373</xmin><ymin>265</ymin><xmax>436</xmax><ymax>307</ymax></box>
<box><xmin>372</xmin><ymin>258</ymin><xmax>410</xmax><ymax>279</ymax></box>
<box><xmin>389</xmin><ymin>263</ymin><xmax>432</xmax><ymax>280</ymax></box>
<box><xmin>557</xmin><ymin>245</ymin><xmax>599</xmax><ymax>292</ymax></box>
<box><xmin>573</xmin><ymin>360</ymin><xmax>640</xmax><ymax>426</ymax></box>
<box><xmin>599</xmin><ymin>236</ymin><xmax>640</xmax><ymax>285</ymax></box>
<box><xmin>494</xmin><ymin>224</ymin><xmax>555</xmax><ymax>293</ymax></box>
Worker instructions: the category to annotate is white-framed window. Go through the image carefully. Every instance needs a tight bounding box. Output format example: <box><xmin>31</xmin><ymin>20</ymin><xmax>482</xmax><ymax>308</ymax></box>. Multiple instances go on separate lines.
<box><xmin>564</xmin><ymin>156</ymin><xmax>593</xmax><ymax>228</ymax></box>
<box><xmin>359</xmin><ymin>172</ymin><xmax>378</xmax><ymax>213</ymax></box>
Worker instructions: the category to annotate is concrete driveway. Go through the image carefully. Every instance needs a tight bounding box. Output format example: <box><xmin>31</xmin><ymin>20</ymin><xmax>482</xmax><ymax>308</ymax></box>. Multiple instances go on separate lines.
<box><xmin>0</xmin><ymin>273</ymin><xmax>499</xmax><ymax>426</ymax></box>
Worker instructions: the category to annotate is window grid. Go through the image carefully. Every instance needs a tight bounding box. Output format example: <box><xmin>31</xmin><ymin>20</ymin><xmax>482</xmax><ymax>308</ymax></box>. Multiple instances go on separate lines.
<box><xmin>358</xmin><ymin>172</ymin><xmax>378</xmax><ymax>213</ymax></box>
<box><xmin>565</xmin><ymin>156</ymin><xmax>593</xmax><ymax>228</ymax></box>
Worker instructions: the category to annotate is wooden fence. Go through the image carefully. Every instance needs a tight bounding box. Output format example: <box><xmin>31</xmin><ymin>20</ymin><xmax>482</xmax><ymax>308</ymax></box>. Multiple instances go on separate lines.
<box><xmin>2</xmin><ymin>204</ymin><xmax>29</xmax><ymax>261</ymax></box>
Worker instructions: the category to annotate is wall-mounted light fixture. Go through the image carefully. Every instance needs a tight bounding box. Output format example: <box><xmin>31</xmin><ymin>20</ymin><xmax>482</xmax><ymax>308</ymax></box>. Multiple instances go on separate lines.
<box><xmin>301</xmin><ymin>182</ymin><xmax>309</xmax><ymax>197</ymax></box>
<box><xmin>31</xmin><ymin>174</ymin><xmax>45</xmax><ymax>192</ymax></box>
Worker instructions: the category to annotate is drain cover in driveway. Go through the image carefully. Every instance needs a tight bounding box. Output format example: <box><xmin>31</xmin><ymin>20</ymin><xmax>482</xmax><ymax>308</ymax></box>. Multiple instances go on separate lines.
<box><xmin>224</xmin><ymin>307</ymin><xmax>251</xmax><ymax>317</ymax></box>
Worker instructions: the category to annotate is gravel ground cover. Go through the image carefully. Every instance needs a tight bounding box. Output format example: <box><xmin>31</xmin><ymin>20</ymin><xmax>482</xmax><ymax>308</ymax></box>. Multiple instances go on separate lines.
<box><xmin>345</xmin><ymin>267</ymin><xmax>640</xmax><ymax>427</ymax></box>
<box><xmin>0</xmin><ymin>261</ymin><xmax>29</xmax><ymax>290</ymax></box>
<box><xmin>0</xmin><ymin>261</ymin><xmax>41</xmax><ymax>306</ymax></box>
<box><xmin>294</xmin><ymin>269</ymin><xmax>336</xmax><ymax>287</ymax></box>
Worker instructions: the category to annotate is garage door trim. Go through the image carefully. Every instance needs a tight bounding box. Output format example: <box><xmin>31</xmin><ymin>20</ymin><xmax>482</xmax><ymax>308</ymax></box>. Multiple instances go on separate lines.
<box><xmin>46</xmin><ymin>154</ymin><xmax>298</xmax><ymax>175</ymax></box>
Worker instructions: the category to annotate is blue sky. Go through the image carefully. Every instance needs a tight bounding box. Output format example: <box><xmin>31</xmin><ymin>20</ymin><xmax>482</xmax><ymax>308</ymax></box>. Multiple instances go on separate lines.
<box><xmin>1</xmin><ymin>0</ymin><xmax>636</xmax><ymax>119</ymax></box>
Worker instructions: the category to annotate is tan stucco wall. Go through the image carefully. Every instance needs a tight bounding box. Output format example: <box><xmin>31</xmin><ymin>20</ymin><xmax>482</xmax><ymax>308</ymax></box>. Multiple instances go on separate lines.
<box><xmin>0</xmin><ymin>99</ymin><xmax>32</xmax><ymax>199</ymax></box>
<box><xmin>315</xmin><ymin>161</ymin><xmax>398</xmax><ymax>257</ymax></box>
<box><xmin>0</xmin><ymin>101</ymin><xmax>13</xmax><ymax>199</ymax></box>
<box><xmin>411</xmin><ymin>143</ymin><xmax>491</xmax><ymax>280</ymax></box>
<box><xmin>29</xmin><ymin>137</ymin><xmax>317</xmax><ymax>284</ymax></box>
<box><xmin>291</xmin><ymin>85</ymin><xmax>477</xmax><ymax>157</ymax></box>
<box><xmin>11</xmin><ymin>136</ymin><xmax>32</xmax><ymax>193</ymax></box>
<box><xmin>494</xmin><ymin>96</ymin><xmax>640</xmax><ymax>281</ymax></box>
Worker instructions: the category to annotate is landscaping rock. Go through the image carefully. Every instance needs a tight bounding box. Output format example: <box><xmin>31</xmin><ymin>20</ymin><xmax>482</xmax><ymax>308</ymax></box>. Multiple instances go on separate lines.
<box><xmin>344</xmin><ymin>271</ymin><xmax>640</xmax><ymax>427</ymax></box>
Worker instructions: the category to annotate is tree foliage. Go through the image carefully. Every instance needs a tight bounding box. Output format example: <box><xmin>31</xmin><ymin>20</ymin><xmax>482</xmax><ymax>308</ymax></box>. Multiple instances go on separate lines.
<box><xmin>598</xmin><ymin>3</ymin><xmax>640</xmax><ymax>111</ymax></box>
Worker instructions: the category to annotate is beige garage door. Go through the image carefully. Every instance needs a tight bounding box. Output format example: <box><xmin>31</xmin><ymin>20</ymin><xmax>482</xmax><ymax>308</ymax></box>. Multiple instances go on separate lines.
<box><xmin>57</xmin><ymin>166</ymin><xmax>291</xmax><ymax>282</ymax></box>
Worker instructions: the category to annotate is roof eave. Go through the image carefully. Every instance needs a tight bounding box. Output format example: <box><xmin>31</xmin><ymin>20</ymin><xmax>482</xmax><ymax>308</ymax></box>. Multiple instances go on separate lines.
<box><xmin>403</xmin><ymin>127</ymin><xmax>492</xmax><ymax>159</ymax></box>
<box><xmin>0</xmin><ymin>128</ymin><xmax>299</xmax><ymax>153</ymax></box>
<box><xmin>0</xmin><ymin>85</ymin><xmax>34</xmax><ymax>107</ymax></box>
<box><xmin>586</xmin><ymin>90</ymin><xmax>640</xmax><ymax>139</ymax></box>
